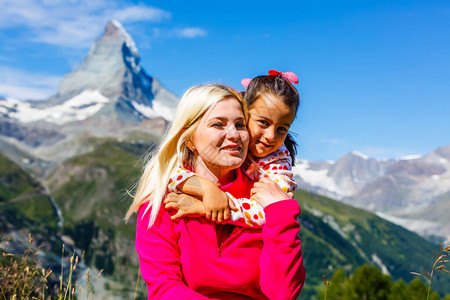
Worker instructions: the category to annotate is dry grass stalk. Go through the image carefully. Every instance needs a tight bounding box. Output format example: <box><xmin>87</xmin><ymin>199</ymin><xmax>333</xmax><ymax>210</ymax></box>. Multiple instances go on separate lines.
<box><xmin>59</xmin><ymin>244</ymin><xmax>64</xmax><ymax>300</ymax></box>
<box><xmin>411</xmin><ymin>243</ymin><xmax>450</xmax><ymax>300</ymax></box>
<box><xmin>86</xmin><ymin>269</ymin><xmax>91</xmax><ymax>296</ymax></box>
<box><xmin>0</xmin><ymin>234</ymin><xmax>50</xmax><ymax>299</ymax></box>
<box><xmin>0</xmin><ymin>233</ymin><xmax>91</xmax><ymax>300</ymax></box>
<box><xmin>96</xmin><ymin>269</ymin><xmax>104</xmax><ymax>280</ymax></box>
<box><xmin>134</xmin><ymin>267</ymin><xmax>141</xmax><ymax>300</ymax></box>
<box><xmin>322</xmin><ymin>274</ymin><xmax>330</xmax><ymax>300</ymax></box>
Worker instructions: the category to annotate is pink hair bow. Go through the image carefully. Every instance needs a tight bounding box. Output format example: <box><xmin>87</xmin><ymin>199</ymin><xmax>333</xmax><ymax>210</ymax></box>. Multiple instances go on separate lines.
<box><xmin>241</xmin><ymin>78</ymin><xmax>252</xmax><ymax>89</ymax></box>
<box><xmin>240</xmin><ymin>69</ymin><xmax>299</xmax><ymax>89</ymax></box>
<box><xmin>268</xmin><ymin>70</ymin><xmax>299</xmax><ymax>84</ymax></box>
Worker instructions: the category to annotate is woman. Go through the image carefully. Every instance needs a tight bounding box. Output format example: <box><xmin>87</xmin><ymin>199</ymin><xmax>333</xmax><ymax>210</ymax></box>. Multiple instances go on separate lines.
<box><xmin>125</xmin><ymin>84</ymin><xmax>305</xmax><ymax>299</ymax></box>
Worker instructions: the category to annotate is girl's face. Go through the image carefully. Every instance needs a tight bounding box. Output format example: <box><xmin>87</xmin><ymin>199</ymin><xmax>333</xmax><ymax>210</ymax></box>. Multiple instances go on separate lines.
<box><xmin>192</xmin><ymin>97</ymin><xmax>249</xmax><ymax>180</ymax></box>
<box><xmin>248</xmin><ymin>93</ymin><xmax>296</xmax><ymax>158</ymax></box>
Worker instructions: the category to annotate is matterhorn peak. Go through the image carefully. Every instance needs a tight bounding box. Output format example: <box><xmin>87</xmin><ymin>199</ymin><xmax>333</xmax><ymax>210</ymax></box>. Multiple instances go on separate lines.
<box><xmin>104</xmin><ymin>19</ymin><xmax>125</xmax><ymax>37</ymax></box>
<box><xmin>49</xmin><ymin>20</ymin><xmax>178</xmax><ymax>122</ymax></box>
<box><xmin>102</xmin><ymin>20</ymin><xmax>139</xmax><ymax>59</ymax></box>
<box><xmin>0</xmin><ymin>20</ymin><xmax>180</xmax><ymax>163</ymax></box>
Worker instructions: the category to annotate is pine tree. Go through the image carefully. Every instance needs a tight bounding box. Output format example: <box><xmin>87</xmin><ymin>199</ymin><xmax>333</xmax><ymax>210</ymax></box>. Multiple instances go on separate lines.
<box><xmin>350</xmin><ymin>264</ymin><xmax>391</xmax><ymax>300</ymax></box>
<box><xmin>388</xmin><ymin>279</ymin><xmax>412</xmax><ymax>300</ymax></box>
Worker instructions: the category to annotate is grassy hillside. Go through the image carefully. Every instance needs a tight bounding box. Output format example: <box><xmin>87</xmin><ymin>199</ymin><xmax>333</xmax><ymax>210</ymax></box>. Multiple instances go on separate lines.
<box><xmin>0</xmin><ymin>151</ymin><xmax>68</xmax><ymax>296</ymax></box>
<box><xmin>294</xmin><ymin>189</ymin><xmax>448</xmax><ymax>298</ymax></box>
<box><xmin>0</xmin><ymin>152</ymin><xmax>59</xmax><ymax>233</ymax></box>
<box><xmin>43</xmin><ymin>140</ymin><xmax>152</xmax><ymax>299</ymax></box>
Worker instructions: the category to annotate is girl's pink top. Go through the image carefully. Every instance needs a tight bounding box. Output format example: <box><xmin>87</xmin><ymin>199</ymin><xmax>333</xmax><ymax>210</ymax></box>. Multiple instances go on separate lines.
<box><xmin>135</xmin><ymin>169</ymin><xmax>305</xmax><ymax>299</ymax></box>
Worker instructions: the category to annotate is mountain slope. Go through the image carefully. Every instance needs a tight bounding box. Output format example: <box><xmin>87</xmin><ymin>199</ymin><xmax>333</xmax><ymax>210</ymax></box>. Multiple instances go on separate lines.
<box><xmin>56</xmin><ymin>20</ymin><xmax>178</xmax><ymax>122</ymax></box>
<box><xmin>0</xmin><ymin>20</ymin><xmax>178</xmax><ymax>164</ymax></box>
<box><xmin>0</xmin><ymin>152</ymin><xmax>59</xmax><ymax>231</ymax></box>
<box><xmin>0</xmin><ymin>150</ymin><xmax>65</xmax><ymax>278</ymax></box>
<box><xmin>293</xmin><ymin>152</ymin><xmax>396</xmax><ymax>200</ymax></box>
<box><xmin>43</xmin><ymin>140</ymin><xmax>150</xmax><ymax>298</ymax></box>
<box><xmin>295</xmin><ymin>189</ymin><xmax>449</xmax><ymax>298</ymax></box>
<box><xmin>294</xmin><ymin>146</ymin><xmax>450</xmax><ymax>243</ymax></box>
<box><xmin>39</xmin><ymin>140</ymin><xmax>448</xmax><ymax>298</ymax></box>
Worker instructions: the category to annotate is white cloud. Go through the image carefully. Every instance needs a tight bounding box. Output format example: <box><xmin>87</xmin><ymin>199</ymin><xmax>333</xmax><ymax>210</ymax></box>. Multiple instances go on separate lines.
<box><xmin>0</xmin><ymin>66</ymin><xmax>61</xmax><ymax>100</ymax></box>
<box><xmin>112</xmin><ymin>4</ymin><xmax>171</xmax><ymax>23</ymax></box>
<box><xmin>0</xmin><ymin>0</ymin><xmax>172</xmax><ymax>48</ymax></box>
<box><xmin>321</xmin><ymin>138</ymin><xmax>346</xmax><ymax>144</ymax></box>
<box><xmin>174</xmin><ymin>27</ymin><xmax>208</xmax><ymax>38</ymax></box>
<box><xmin>359</xmin><ymin>145</ymin><xmax>420</xmax><ymax>160</ymax></box>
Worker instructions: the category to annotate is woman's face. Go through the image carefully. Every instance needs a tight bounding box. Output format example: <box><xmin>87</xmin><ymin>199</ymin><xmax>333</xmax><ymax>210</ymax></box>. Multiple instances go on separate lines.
<box><xmin>192</xmin><ymin>97</ymin><xmax>249</xmax><ymax>179</ymax></box>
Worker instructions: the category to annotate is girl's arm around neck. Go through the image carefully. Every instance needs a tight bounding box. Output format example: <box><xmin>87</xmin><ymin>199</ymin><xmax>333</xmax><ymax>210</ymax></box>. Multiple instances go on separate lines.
<box><xmin>178</xmin><ymin>175</ymin><xmax>233</xmax><ymax>222</ymax></box>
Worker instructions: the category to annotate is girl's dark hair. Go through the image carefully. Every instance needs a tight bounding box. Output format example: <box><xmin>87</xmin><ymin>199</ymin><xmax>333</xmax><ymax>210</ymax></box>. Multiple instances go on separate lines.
<box><xmin>243</xmin><ymin>74</ymin><xmax>299</xmax><ymax>164</ymax></box>
<box><xmin>284</xmin><ymin>133</ymin><xmax>298</xmax><ymax>166</ymax></box>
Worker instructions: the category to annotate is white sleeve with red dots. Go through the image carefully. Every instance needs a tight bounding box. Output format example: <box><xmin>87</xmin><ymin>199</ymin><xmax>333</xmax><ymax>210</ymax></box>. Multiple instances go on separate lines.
<box><xmin>226</xmin><ymin>192</ymin><xmax>266</xmax><ymax>228</ymax></box>
<box><xmin>167</xmin><ymin>168</ymin><xmax>197</xmax><ymax>193</ymax></box>
<box><xmin>246</xmin><ymin>145</ymin><xmax>297</xmax><ymax>193</ymax></box>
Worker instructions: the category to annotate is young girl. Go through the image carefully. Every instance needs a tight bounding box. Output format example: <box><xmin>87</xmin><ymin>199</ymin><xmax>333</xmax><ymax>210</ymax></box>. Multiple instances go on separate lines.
<box><xmin>164</xmin><ymin>70</ymin><xmax>300</xmax><ymax>227</ymax></box>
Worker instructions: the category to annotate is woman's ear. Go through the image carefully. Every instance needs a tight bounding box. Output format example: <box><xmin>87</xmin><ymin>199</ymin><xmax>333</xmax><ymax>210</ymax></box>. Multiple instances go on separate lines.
<box><xmin>185</xmin><ymin>139</ymin><xmax>195</xmax><ymax>151</ymax></box>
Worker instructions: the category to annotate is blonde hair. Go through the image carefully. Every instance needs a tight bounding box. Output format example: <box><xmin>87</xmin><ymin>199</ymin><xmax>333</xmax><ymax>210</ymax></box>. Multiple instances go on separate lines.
<box><xmin>125</xmin><ymin>84</ymin><xmax>247</xmax><ymax>227</ymax></box>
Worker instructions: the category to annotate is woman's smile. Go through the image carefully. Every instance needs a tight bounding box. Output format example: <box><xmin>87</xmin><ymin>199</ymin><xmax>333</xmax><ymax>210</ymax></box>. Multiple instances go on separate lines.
<box><xmin>221</xmin><ymin>144</ymin><xmax>242</xmax><ymax>154</ymax></box>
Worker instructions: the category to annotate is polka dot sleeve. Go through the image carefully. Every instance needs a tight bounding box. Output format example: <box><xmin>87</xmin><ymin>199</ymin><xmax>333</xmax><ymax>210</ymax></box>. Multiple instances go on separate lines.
<box><xmin>226</xmin><ymin>192</ymin><xmax>266</xmax><ymax>228</ymax></box>
<box><xmin>167</xmin><ymin>168</ymin><xmax>196</xmax><ymax>193</ymax></box>
<box><xmin>245</xmin><ymin>145</ymin><xmax>297</xmax><ymax>193</ymax></box>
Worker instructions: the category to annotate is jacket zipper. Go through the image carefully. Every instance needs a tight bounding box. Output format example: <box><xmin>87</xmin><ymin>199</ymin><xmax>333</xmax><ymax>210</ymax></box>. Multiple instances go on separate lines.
<box><xmin>213</xmin><ymin>224</ymin><xmax>244</xmax><ymax>258</ymax></box>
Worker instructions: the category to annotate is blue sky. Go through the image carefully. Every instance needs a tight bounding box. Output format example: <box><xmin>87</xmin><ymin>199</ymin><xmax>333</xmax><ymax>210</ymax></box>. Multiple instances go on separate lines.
<box><xmin>1</xmin><ymin>0</ymin><xmax>449</xmax><ymax>161</ymax></box>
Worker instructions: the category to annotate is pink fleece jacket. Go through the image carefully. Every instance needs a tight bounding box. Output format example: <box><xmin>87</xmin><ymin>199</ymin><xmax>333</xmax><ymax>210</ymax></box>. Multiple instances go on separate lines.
<box><xmin>135</xmin><ymin>169</ymin><xmax>305</xmax><ymax>299</ymax></box>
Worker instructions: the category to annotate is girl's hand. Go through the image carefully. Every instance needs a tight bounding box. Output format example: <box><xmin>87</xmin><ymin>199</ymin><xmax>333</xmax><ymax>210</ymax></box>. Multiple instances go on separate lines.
<box><xmin>250</xmin><ymin>176</ymin><xmax>293</xmax><ymax>208</ymax></box>
<box><xmin>203</xmin><ymin>182</ymin><xmax>238</xmax><ymax>223</ymax></box>
<box><xmin>163</xmin><ymin>192</ymin><xmax>205</xmax><ymax>220</ymax></box>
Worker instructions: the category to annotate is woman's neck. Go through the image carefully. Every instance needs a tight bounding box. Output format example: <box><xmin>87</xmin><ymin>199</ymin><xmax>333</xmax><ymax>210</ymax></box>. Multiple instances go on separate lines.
<box><xmin>194</xmin><ymin>158</ymin><xmax>237</xmax><ymax>187</ymax></box>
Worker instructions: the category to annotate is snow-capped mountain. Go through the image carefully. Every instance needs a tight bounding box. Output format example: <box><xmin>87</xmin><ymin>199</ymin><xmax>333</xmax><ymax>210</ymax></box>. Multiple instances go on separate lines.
<box><xmin>1</xmin><ymin>90</ymin><xmax>110</xmax><ymax>125</ymax></box>
<box><xmin>293</xmin><ymin>151</ymin><xmax>396</xmax><ymax>200</ymax></box>
<box><xmin>0</xmin><ymin>20</ymin><xmax>178</xmax><ymax>162</ymax></box>
<box><xmin>294</xmin><ymin>146</ymin><xmax>450</xmax><ymax>243</ymax></box>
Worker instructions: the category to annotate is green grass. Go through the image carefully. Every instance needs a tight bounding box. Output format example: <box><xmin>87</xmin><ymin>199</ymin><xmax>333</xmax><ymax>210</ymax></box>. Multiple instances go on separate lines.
<box><xmin>0</xmin><ymin>152</ymin><xmax>59</xmax><ymax>232</ymax></box>
<box><xmin>0</xmin><ymin>153</ymin><xmax>41</xmax><ymax>201</ymax></box>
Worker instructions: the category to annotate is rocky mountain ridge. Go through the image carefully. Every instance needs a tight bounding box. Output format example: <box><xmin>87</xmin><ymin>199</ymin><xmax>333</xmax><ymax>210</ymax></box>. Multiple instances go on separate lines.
<box><xmin>293</xmin><ymin>146</ymin><xmax>450</xmax><ymax>243</ymax></box>
<box><xmin>0</xmin><ymin>20</ymin><xmax>178</xmax><ymax>164</ymax></box>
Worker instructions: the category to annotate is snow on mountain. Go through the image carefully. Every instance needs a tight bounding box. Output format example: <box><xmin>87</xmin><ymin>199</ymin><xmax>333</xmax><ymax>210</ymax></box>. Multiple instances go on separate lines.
<box><xmin>293</xmin><ymin>160</ymin><xmax>343</xmax><ymax>199</ymax></box>
<box><xmin>352</xmin><ymin>147</ymin><xmax>450</xmax><ymax>213</ymax></box>
<box><xmin>294</xmin><ymin>145</ymin><xmax>450</xmax><ymax>242</ymax></box>
<box><xmin>294</xmin><ymin>152</ymin><xmax>396</xmax><ymax>199</ymax></box>
<box><xmin>110</xmin><ymin>19</ymin><xmax>139</xmax><ymax>58</ymax></box>
<box><xmin>55</xmin><ymin>19</ymin><xmax>178</xmax><ymax>122</ymax></box>
<box><xmin>399</xmin><ymin>154</ymin><xmax>421</xmax><ymax>160</ymax></box>
<box><xmin>0</xmin><ymin>20</ymin><xmax>179</xmax><ymax>163</ymax></box>
<box><xmin>1</xmin><ymin>90</ymin><xmax>109</xmax><ymax>124</ymax></box>
<box><xmin>2</xmin><ymin>20</ymin><xmax>177</xmax><ymax>125</ymax></box>
<box><xmin>351</xmin><ymin>150</ymin><xmax>369</xmax><ymax>160</ymax></box>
